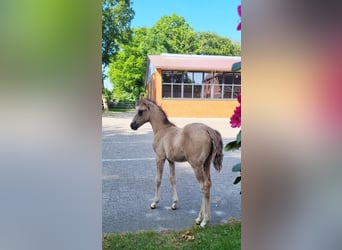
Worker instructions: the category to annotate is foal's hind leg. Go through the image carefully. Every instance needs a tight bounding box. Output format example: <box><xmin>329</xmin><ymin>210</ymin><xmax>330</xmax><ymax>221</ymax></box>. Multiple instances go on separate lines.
<box><xmin>192</xmin><ymin>167</ymin><xmax>205</xmax><ymax>225</ymax></box>
<box><xmin>168</xmin><ymin>161</ymin><xmax>179</xmax><ymax>210</ymax></box>
<box><xmin>151</xmin><ymin>158</ymin><xmax>165</xmax><ymax>209</ymax></box>
<box><xmin>192</xmin><ymin>163</ymin><xmax>212</xmax><ymax>228</ymax></box>
<box><xmin>199</xmin><ymin>166</ymin><xmax>212</xmax><ymax>228</ymax></box>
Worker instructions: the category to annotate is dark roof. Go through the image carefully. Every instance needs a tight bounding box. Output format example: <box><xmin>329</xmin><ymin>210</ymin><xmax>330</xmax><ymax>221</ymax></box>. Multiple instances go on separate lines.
<box><xmin>148</xmin><ymin>53</ymin><xmax>241</xmax><ymax>71</ymax></box>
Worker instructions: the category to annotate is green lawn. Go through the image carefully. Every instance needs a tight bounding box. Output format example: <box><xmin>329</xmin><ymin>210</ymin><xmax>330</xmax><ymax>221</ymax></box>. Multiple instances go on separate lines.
<box><xmin>103</xmin><ymin>219</ymin><xmax>241</xmax><ymax>250</ymax></box>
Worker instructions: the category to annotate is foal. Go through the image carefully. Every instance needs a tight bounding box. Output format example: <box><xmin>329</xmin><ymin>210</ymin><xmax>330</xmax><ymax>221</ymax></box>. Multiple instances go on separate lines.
<box><xmin>130</xmin><ymin>97</ymin><xmax>223</xmax><ymax>228</ymax></box>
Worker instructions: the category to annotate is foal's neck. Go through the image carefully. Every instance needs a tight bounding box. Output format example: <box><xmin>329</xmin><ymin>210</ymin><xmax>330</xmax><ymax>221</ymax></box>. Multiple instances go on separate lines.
<box><xmin>149</xmin><ymin>109</ymin><xmax>175</xmax><ymax>134</ymax></box>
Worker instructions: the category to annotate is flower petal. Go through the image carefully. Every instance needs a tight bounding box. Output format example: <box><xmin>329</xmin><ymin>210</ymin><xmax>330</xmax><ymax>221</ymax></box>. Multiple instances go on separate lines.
<box><xmin>237</xmin><ymin>5</ymin><xmax>241</xmax><ymax>31</ymax></box>
<box><xmin>237</xmin><ymin>22</ymin><xmax>241</xmax><ymax>31</ymax></box>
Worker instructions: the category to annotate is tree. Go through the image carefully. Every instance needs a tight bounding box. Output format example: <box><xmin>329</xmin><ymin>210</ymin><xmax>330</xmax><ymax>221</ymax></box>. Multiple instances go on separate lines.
<box><xmin>102</xmin><ymin>0</ymin><xmax>134</xmax><ymax>109</ymax></box>
<box><xmin>109</xmin><ymin>14</ymin><xmax>199</xmax><ymax>101</ymax></box>
<box><xmin>108</xmin><ymin>28</ymin><xmax>148</xmax><ymax>101</ymax></box>
<box><xmin>144</xmin><ymin>13</ymin><xmax>198</xmax><ymax>54</ymax></box>
<box><xmin>195</xmin><ymin>32</ymin><xmax>241</xmax><ymax>56</ymax></box>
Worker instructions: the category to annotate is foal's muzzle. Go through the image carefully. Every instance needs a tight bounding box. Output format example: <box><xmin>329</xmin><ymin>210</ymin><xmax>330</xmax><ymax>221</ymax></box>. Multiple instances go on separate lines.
<box><xmin>130</xmin><ymin>121</ymin><xmax>139</xmax><ymax>130</ymax></box>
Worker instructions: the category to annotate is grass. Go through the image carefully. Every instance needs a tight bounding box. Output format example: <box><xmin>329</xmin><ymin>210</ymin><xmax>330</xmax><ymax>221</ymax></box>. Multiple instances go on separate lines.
<box><xmin>102</xmin><ymin>219</ymin><xmax>241</xmax><ymax>250</ymax></box>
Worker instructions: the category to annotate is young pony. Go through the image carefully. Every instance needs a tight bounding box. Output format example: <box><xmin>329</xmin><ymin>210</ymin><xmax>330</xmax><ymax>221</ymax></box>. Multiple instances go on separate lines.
<box><xmin>130</xmin><ymin>97</ymin><xmax>223</xmax><ymax>228</ymax></box>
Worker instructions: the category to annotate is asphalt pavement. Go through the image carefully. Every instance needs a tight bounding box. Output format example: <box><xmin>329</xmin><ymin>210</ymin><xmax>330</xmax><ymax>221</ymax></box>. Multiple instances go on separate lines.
<box><xmin>102</xmin><ymin>110</ymin><xmax>241</xmax><ymax>233</ymax></box>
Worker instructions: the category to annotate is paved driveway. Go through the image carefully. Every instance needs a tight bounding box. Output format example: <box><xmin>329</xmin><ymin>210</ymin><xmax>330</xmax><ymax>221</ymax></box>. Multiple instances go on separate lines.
<box><xmin>102</xmin><ymin>110</ymin><xmax>241</xmax><ymax>233</ymax></box>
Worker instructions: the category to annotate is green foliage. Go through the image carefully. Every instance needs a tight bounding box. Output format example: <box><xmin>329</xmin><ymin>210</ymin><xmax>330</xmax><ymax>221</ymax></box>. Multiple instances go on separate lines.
<box><xmin>225</xmin><ymin>131</ymin><xmax>241</xmax><ymax>151</ymax></box>
<box><xmin>225</xmin><ymin>130</ymin><xmax>241</xmax><ymax>187</ymax></box>
<box><xmin>108</xmin><ymin>13</ymin><xmax>242</xmax><ymax>101</ymax></box>
<box><xmin>195</xmin><ymin>32</ymin><xmax>241</xmax><ymax>56</ymax></box>
<box><xmin>103</xmin><ymin>87</ymin><xmax>113</xmax><ymax>101</ymax></box>
<box><xmin>146</xmin><ymin>14</ymin><xmax>198</xmax><ymax>54</ymax></box>
<box><xmin>102</xmin><ymin>0</ymin><xmax>134</xmax><ymax>68</ymax></box>
<box><xmin>236</xmin><ymin>130</ymin><xmax>241</xmax><ymax>144</ymax></box>
<box><xmin>224</xmin><ymin>140</ymin><xmax>241</xmax><ymax>151</ymax></box>
<box><xmin>233</xmin><ymin>176</ymin><xmax>241</xmax><ymax>185</ymax></box>
<box><xmin>108</xmin><ymin>28</ymin><xmax>148</xmax><ymax>101</ymax></box>
<box><xmin>232</xmin><ymin>61</ymin><xmax>241</xmax><ymax>71</ymax></box>
<box><xmin>232</xmin><ymin>163</ymin><xmax>241</xmax><ymax>172</ymax></box>
<box><xmin>102</xmin><ymin>0</ymin><xmax>134</xmax><ymax>109</ymax></box>
<box><xmin>103</xmin><ymin>221</ymin><xmax>241</xmax><ymax>250</ymax></box>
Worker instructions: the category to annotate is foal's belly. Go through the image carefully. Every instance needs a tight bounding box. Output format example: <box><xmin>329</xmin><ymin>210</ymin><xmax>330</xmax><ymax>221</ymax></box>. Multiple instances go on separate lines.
<box><xmin>166</xmin><ymin>147</ymin><xmax>187</xmax><ymax>162</ymax></box>
<box><xmin>168</xmin><ymin>154</ymin><xmax>186</xmax><ymax>162</ymax></box>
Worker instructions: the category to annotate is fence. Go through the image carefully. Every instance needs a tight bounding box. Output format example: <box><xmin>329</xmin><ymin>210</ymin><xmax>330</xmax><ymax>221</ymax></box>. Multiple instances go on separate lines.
<box><xmin>108</xmin><ymin>100</ymin><xmax>136</xmax><ymax>110</ymax></box>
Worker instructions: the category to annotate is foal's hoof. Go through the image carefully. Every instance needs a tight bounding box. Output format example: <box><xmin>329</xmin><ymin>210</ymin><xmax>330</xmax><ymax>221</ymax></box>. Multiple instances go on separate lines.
<box><xmin>195</xmin><ymin>217</ymin><xmax>208</xmax><ymax>228</ymax></box>
<box><xmin>200</xmin><ymin>220</ymin><xmax>208</xmax><ymax>228</ymax></box>
<box><xmin>195</xmin><ymin>217</ymin><xmax>202</xmax><ymax>225</ymax></box>
<box><xmin>171</xmin><ymin>202</ymin><xmax>177</xmax><ymax>210</ymax></box>
<box><xmin>150</xmin><ymin>202</ymin><xmax>158</xmax><ymax>209</ymax></box>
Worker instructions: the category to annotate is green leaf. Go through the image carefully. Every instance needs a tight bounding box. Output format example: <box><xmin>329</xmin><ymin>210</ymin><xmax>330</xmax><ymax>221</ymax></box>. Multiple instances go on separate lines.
<box><xmin>231</xmin><ymin>61</ymin><xmax>241</xmax><ymax>71</ymax></box>
<box><xmin>236</xmin><ymin>130</ymin><xmax>241</xmax><ymax>144</ymax></box>
<box><xmin>232</xmin><ymin>163</ymin><xmax>241</xmax><ymax>172</ymax></box>
<box><xmin>233</xmin><ymin>176</ymin><xmax>241</xmax><ymax>185</ymax></box>
<box><xmin>224</xmin><ymin>141</ymin><xmax>239</xmax><ymax>151</ymax></box>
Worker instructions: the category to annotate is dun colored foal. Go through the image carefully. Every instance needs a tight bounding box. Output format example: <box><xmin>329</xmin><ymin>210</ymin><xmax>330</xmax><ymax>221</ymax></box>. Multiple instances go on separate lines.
<box><xmin>130</xmin><ymin>97</ymin><xmax>223</xmax><ymax>228</ymax></box>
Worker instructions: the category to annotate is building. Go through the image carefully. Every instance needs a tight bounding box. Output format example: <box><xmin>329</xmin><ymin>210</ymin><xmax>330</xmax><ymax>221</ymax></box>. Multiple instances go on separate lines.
<box><xmin>145</xmin><ymin>53</ymin><xmax>241</xmax><ymax>118</ymax></box>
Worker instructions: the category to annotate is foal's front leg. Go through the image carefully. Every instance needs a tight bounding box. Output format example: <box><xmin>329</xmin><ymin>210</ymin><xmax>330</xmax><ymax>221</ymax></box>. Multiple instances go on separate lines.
<box><xmin>150</xmin><ymin>158</ymin><xmax>165</xmax><ymax>209</ymax></box>
<box><xmin>169</xmin><ymin>161</ymin><xmax>179</xmax><ymax>210</ymax></box>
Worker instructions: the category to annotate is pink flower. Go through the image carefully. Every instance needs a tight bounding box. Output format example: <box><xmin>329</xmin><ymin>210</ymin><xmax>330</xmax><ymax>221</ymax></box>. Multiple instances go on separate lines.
<box><xmin>237</xmin><ymin>5</ymin><xmax>241</xmax><ymax>31</ymax></box>
<box><xmin>230</xmin><ymin>105</ymin><xmax>241</xmax><ymax>128</ymax></box>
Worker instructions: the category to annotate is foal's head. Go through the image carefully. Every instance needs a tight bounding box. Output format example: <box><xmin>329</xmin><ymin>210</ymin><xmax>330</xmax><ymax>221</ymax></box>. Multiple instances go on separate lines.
<box><xmin>130</xmin><ymin>97</ymin><xmax>174</xmax><ymax>130</ymax></box>
<box><xmin>130</xmin><ymin>97</ymin><xmax>153</xmax><ymax>130</ymax></box>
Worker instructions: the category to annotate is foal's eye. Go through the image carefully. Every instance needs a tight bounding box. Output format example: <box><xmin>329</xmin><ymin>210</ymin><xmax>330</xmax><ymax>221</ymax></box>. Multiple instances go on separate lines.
<box><xmin>138</xmin><ymin>110</ymin><xmax>144</xmax><ymax>116</ymax></box>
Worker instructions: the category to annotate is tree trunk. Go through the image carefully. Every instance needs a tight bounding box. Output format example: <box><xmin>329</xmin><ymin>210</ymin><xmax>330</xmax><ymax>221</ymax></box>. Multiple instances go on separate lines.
<box><xmin>102</xmin><ymin>78</ymin><xmax>109</xmax><ymax>111</ymax></box>
<box><xmin>102</xmin><ymin>92</ymin><xmax>109</xmax><ymax>111</ymax></box>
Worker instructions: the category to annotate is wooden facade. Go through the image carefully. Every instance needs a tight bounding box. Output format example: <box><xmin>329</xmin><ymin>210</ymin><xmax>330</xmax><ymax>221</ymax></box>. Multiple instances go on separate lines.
<box><xmin>145</xmin><ymin>54</ymin><xmax>241</xmax><ymax>118</ymax></box>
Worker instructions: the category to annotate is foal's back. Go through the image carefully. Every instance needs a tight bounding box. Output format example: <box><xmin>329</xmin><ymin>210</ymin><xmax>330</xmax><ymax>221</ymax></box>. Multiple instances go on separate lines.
<box><xmin>154</xmin><ymin>123</ymin><xmax>213</xmax><ymax>164</ymax></box>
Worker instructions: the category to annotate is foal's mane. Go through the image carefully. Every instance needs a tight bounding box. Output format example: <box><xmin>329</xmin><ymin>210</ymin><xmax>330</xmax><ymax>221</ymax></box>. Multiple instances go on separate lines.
<box><xmin>145</xmin><ymin>98</ymin><xmax>176</xmax><ymax>127</ymax></box>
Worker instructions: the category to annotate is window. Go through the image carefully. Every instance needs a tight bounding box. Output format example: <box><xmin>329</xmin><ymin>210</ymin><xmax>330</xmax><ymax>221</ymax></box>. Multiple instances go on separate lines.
<box><xmin>162</xmin><ymin>71</ymin><xmax>241</xmax><ymax>99</ymax></box>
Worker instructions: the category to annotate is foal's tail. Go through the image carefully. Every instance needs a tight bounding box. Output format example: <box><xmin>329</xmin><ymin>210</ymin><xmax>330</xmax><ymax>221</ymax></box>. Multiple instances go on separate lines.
<box><xmin>207</xmin><ymin>128</ymin><xmax>223</xmax><ymax>172</ymax></box>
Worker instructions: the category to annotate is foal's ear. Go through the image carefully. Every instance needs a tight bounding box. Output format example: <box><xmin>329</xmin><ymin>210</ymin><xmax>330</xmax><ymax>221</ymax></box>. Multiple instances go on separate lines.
<box><xmin>142</xmin><ymin>99</ymin><xmax>150</xmax><ymax>110</ymax></box>
<box><xmin>139</xmin><ymin>96</ymin><xmax>150</xmax><ymax>109</ymax></box>
<box><xmin>139</xmin><ymin>94</ymin><xmax>146</xmax><ymax>102</ymax></box>
<box><xmin>139</xmin><ymin>95</ymin><xmax>146</xmax><ymax>105</ymax></box>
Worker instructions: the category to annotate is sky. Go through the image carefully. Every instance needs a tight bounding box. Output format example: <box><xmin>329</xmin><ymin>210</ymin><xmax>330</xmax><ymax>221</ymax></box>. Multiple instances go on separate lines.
<box><xmin>104</xmin><ymin>0</ymin><xmax>241</xmax><ymax>90</ymax></box>
<box><xmin>131</xmin><ymin>0</ymin><xmax>241</xmax><ymax>43</ymax></box>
